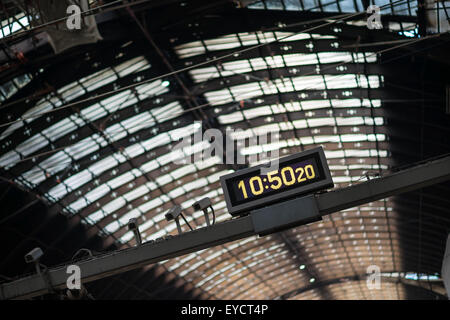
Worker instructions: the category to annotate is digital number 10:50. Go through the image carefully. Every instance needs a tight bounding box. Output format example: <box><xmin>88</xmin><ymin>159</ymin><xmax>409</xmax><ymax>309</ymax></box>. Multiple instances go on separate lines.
<box><xmin>238</xmin><ymin>164</ymin><xmax>316</xmax><ymax>199</ymax></box>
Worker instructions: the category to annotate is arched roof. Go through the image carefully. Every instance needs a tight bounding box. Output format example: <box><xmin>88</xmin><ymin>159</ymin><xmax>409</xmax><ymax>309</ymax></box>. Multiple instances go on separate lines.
<box><xmin>0</xmin><ymin>0</ymin><xmax>449</xmax><ymax>300</ymax></box>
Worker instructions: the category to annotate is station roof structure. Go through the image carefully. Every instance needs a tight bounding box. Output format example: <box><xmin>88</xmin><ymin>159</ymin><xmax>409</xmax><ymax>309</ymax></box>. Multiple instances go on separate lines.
<box><xmin>0</xmin><ymin>0</ymin><xmax>449</xmax><ymax>300</ymax></box>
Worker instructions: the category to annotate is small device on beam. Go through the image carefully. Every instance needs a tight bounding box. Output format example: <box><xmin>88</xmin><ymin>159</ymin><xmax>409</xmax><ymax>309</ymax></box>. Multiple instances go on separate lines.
<box><xmin>220</xmin><ymin>146</ymin><xmax>334</xmax><ymax>216</ymax></box>
<box><xmin>165</xmin><ymin>205</ymin><xmax>183</xmax><ymax>234</ymax></box>
<box><xmin>128</xmin><ymin>218</ymin><xmax>142</xmax><ymax>246</ymax></box>
<box><xmin>192</xmin><ymin>197</ymin><xmax>214</xmax><ymax>226</ymax></box>
<box><xmin>24</xmin><ymin>247</ymin><xmax>44</xmax><ymax>276</ymax></box>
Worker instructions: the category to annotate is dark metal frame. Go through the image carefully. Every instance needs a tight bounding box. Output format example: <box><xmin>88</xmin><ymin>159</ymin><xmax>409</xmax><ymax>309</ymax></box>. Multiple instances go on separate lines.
<box><xmin>220</xmin><ymin>146</ymin><xmax>334</xmax><ymax>215</ymax></box>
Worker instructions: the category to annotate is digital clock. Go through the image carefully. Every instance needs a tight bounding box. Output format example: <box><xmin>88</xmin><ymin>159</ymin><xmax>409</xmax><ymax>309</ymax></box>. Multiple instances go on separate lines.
<box><xmin>220</xmin><ymin>147</ymin><xmax>334</xmax><ymax>216</ymax></box>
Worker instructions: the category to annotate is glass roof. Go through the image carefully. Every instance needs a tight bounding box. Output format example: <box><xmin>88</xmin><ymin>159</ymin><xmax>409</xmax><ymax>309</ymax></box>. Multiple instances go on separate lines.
<box><xmin>0</xmin><ymin>2</ymin><xmax>438</xmax><ymax>299</ymax></box>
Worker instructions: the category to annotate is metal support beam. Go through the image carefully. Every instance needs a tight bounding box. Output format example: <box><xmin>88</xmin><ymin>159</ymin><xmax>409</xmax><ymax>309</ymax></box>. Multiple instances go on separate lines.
<box><xmin>1</xmin><ymin>155</ymin><xmax>450</xmax><ymax>300</ymax></box>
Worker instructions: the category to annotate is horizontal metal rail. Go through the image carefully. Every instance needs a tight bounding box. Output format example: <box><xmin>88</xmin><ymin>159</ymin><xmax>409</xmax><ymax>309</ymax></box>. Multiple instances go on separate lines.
<box><xmin>1</xmin><ymin>155</ymin><xmax>450</xmax><ymax>300</ymax></box>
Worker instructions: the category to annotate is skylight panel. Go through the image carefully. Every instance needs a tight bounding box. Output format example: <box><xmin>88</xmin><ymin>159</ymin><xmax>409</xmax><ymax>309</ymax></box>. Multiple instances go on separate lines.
<box><xmin>140</xmin><ymin>132</ymin><xmax>171</xmax><ymax>151</ymax></box>
<box><xmin>222</xmin><ymin>60</ymin><xmax>252</xmax><ymax>73</ymax></box>
<box><xmin>63</xmin><ymin>169</ymin><xmax>93</xmax><ymax>191</ymax></box>
<box><xmin>139</xmin><ymin>197</ymin><xmax>163</xmax><ymax>214</ymax></box>
<box><xmin>69</xmin><ymin>113</ymin><xmax>86</xmax><ymax>127</ymax></box>
<box><xmin>21</xmin><ymin>168</ymin><xmax>46</xmax><ymax>185</ymax></box>
<box><xmin>178</xmin><ymin>259</ymin><xmax>205</xmax><ymax>277</ymax></box>
<box><xmin>140</xmin><ymin>160</ymin><xmax>159</xmax><ymax>173</ymax></box>
<box><xmin>46</xmin><ymin>170</ymin><xmax>86</xmax><ymax>200</ymax></box>
<box><xmin>135</xmin><ymin>81</ymin><xmax>168</xmax><ymax>98</ymax></box>
<box><xmin>335</xmin><ymin>117</ymin><xmax>365</xmax><ymax>126</ymax></box>
<box><xmin>278</xmin><ymin>33</ymin><xmax>312</xmax><ymax>41</ymax></box>
<box><xmin>159</xmin><ymin>150</ymin><xmax>183</xmax><ymax>166</ymax></box>
<box><xmin>189</xmin><ymin>66</ymin><xmax>219</xmax><ymax>82</ymax></box>
<box><xmin>230</xmin><ymin>82</ymin><xmax>263</xmax><ymax>98</ymax></box>
<box><xmin>242</xmin><ymin>141</ymin><xmax>286</xmax><ymax>155</ymax></box>
<box><xmin>85</xmin><ymin>184</ymin><xmax>110</xmax><ymax>203</ymax></box>
<box><xmin>103</xmin><ymin>197</ymin><xmax>126</xmax><ymax>215</ymax></box>
<box><xmin>246</xmin><ymin>57</ymin><xmax>270</xmax><ymax>71</ymax></box>
<box><xmin>57</xmin><ymin>81</ymin><xmax>85</xmax><ymax>102</ymax></box>
<box><xmin>207</xmin><ymin>170</ymin><xmax>229</xmax><ymax>183</ymax></box>
<box><xmin>139</xmin><ymin>219</ymin><xmax>155</xmax><ymax>233</ymax></box>
<box><xmin>114</xmin><ymin>56</ymin><xmax>150</xmax><ymax>77</ymax></box>
<box><xmin>89</xmin><ymin>155</ymin><xmax>121</xmax><ymax>176</ymax></box>
<box><xmin>42</xmin><ymin>118</ymin><xmax>77</xmax><ymax>142</ymax></box>
<box><xmin>0</xmin><ymin>120</ymin><xmax>24</xmax><ymax>141</ymax></box>
<box><xmin>345</xmin><ymin>149</ymin><xmax>388</xmax><ymax>158</ymax></box>
<box><xmin>152</xmin><ymin>101</ymin><xmax>184</xmax><ymax>123</ymax></box>
<box><xmin>86</xmin><ymin>210</ymin><xmax>104</xmax><ymax>224</ymax></box>
<box><xmin>102</xmin><ymin>123</ymin><xmax>128</xmax><ymax>142</ymax></box>
<box><xmin>38</xmin><ymin>151</ymin><xmax>71</xmax><ymax>173</ymax></box>
<box><xmin>318</xmin><ymin>52</ymin><xmax>352</xmax><ymax>64</ymax></box>
<box><xmin>203</xmin><ymin>89</ymin><xmax>233</xmax><ymax>105</ymax></box>
<box><xmin>358</xmin><ymin>75</ymin><xmax>380</xmax><ymax>88</ymax></box>
<box><xmin>81</xmin><ymin>68</ymin><xmax>118</xmax><ymax>92</ymax></box>
<box><xmin>184</xmin><ymin>178</ymin><xmax>208</xmax><ymax>192</ymax></box>
<box><xmin>243</xmin><ymin>106</ymin><xmax>272</xmax><ymax>119</ymax></box>
<box><xmin>262</xmin><ymin>78</ymin><xmax>294</xmax><ymax>94</ymax></box>
<box><xmin>324</xmin><ymin>149</ymin><xmax>388</xmax><ymax>159</ymax></box>
<box><xmin>174</xmin><ymin>41</ymin><xmax>206</xmax><ymax>58</ymax></box>
<box><xmin>107</xmin><ymin>170</ymin><xmax>141</xmax><ymax>189</ymax></box>
<box><xmin>179</xmin><ymin>140</ymin><xmax>209</xmax><ymax>157</ymax></box>
<box><xmin>0</xmin><ymin>14</ymin><xmax>30</xmax><ymax>39</ymax></box>
<box><xmin>332</xmin><ymin>176</ymin><xmax>354</xmax><ymax>183</ymax></box>
<box><xmin>0</xmin><ymin>80</ymin><xmax>18</xmax><ymax>100</ymax></box>
<box><xmin>16</xmin><ymin>133</ymin><xmax>48</xmax><ymax>158</ymax></box>
<box><xmin>301</xmin><ymin>100</ymin><xmax>331</xmax><ymax>110</ymax></box>
<box><xmin>21</xmin><ymin>97</ymin><xmax>59</xmax><ymax>124</ymax></box>
<box><xmin>283</xmin><ymin>53</ymin><xmax>318</xmax><ymax>66</ymax></box>
<box><xmin>123</xmin><ymin>184</ymin><xmax>149</xmax><ymax>202</ymax></box>
<box><xmin>120</xmin><ymin>231</ymin><xmax>134</xmax><ymax>243</ymax></box>
<box><xmin>119</xmin><ymin>209</ymin><xmax>141</xmax><ymax>225</ymax></box>
<box><xmin>311</xmin><ymin>34</ymin><xmax>339</xmax><ymax>39</ymax></box>
<box><xmin>324</xmin><ymin>74</ymin><xmax>358</xmax><ymax>89</ymax></box>
<box><xmin>99</xmin><ymin>90</ymin><xmax>133</xmax><ymax>112</ymax></box>
<box><xmin>66</xmin><ymin>135</ymin><xmax>103</xmax><ymax>160</ymax></box>
<box><xmin>292</xmin><ymin>75</ymin><xmax>325</xmax><ymax>90</ymax></box>
<box><xmin>79</xmin><ymin>103</ymin><xmax>108</xmax><ymax>123</ymax></box>
<box><xmin>68</xmin><ymin>198</ymin><xmax>88</xmax><ymax>212</ymax></box>
<box><xmin>169</xmin><ymin>123</ymin><xmax>201</xmax><ymax>141</ymax></box>
<box><xmin>331</xmin><ymin>99</ymin><xmax>362</xmax><ymax>108</ymax></box>
<box><xmin>196</xmin><ymin>156</ymin><xmax>222</xmax><ymax>170</ymax></box>
<box><xmin>263</xmin><ymin>55</ymin><xmax>285</xmax><ymax>69</ymax></box>
<box><xmin>14</xmin><ymin>73</ymin><xmax>32</xmax><ymax>89</ymax></box>
<box><xmin>0</xmin><ymin>150</ymin><xmax>20</xmax><ymax>169</ymax></box>
<box><xmin>124</xmin><ymin>143</ymin><xmax>145</xmax><ymax>159</ymax></box>
<box><xmin>278</xmin><ymin>121</ymin><xmax>294</xmax><ymax>131</ymax></box>
<box><xmin>168</xmin><ymin>187</ymin><xmax>185</xmax><ymax>199</ymax></box>
<box><xmin>120</xmin><ymin>111</ymin><xmax>154</xmax><ymax>134</ymax></box>
<box><xmin>204</xmin><ymin>34</ymin><xmax>240</xmax><ymax>50</ymax></box>
<box><xmin>155</xmin><ymin>174</ymin><xmax>173</xmax><ymax>186</ymax></box>
<box><xmin>353</xmin><ymin>52</ymin><xmax>377</xmax><ymax>63</ymax></box>
<box><xmin>105</xmin><ymin>220</ymin><xmax>120</xmax><ymax>234</ymax></box>
<box><xmin>171</xmin><ymin>164</ymin><xmax>196</xmax><ymax>179</ymax></box>
<box><xmin>234</xmin><ymin>32</ymin><xmax>258</xmax><ymax>46</ymax></box>
<box><xmin>145</xmin><ymin>229</ymin><xmax>167</xmax><ymax>241</ymax></box>
<box><xmin>169</xmin><ymin>253</ymin><xmax>198</xmax><ymax>272</ymax></box>
<box><xmin>175</xmin><ymin>31</ymin><xmax>334</xmax><ymax>59</ymax></box>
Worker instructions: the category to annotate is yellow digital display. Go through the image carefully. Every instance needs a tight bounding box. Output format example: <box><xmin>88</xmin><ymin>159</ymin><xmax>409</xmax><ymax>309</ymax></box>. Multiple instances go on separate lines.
<box><xmin>230</xmin><ymin>159</ymin><xmax>319</xmax><ymax>204</ymax></box>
